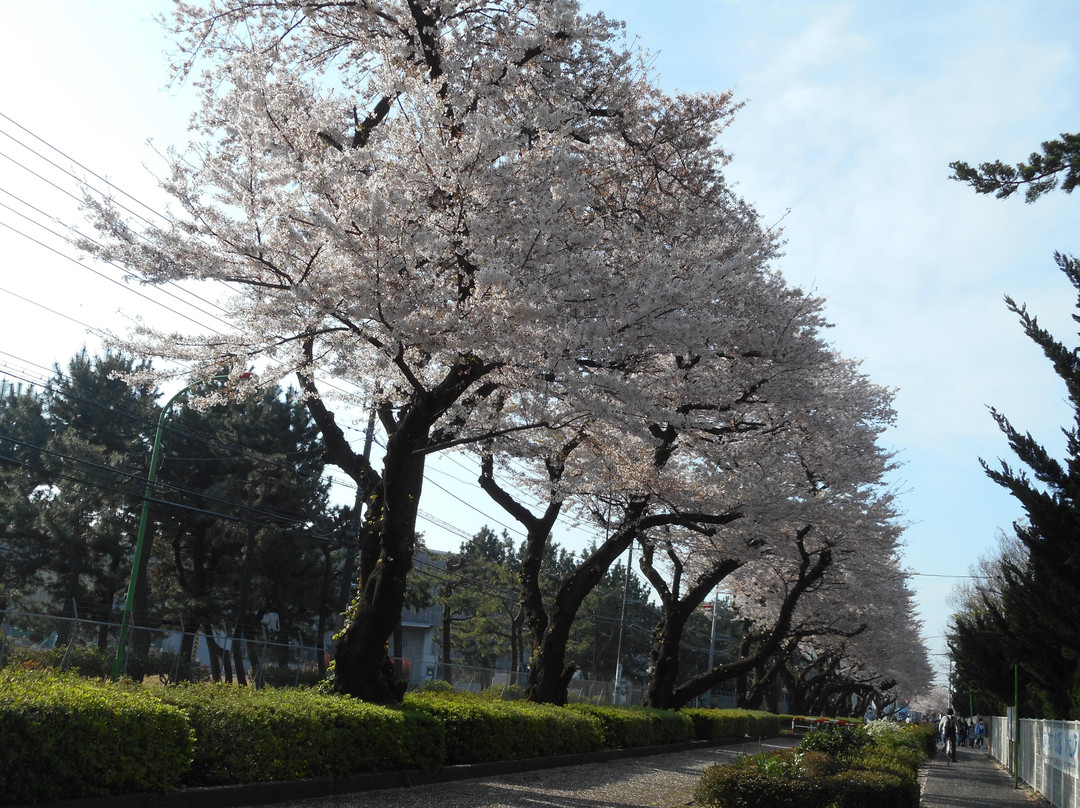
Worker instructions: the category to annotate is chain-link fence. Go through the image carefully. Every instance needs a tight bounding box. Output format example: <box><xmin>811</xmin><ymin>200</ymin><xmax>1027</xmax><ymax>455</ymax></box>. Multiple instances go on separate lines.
<box><xmin>2</xmin><ymin>607</ymin><xmax>740</xmax><ymax>707</ymax></box>
<box><xmin>0</xmin><ymin>608</ymin><xmax>327</xmax><ymax>687</ymax></box>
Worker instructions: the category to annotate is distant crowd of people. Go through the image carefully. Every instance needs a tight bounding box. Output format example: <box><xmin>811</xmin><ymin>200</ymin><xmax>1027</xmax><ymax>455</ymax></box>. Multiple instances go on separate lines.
<box><xmin>937</xmin><ymin>708</ymin><xmax>987</xmax><ymax>760</ymax></box>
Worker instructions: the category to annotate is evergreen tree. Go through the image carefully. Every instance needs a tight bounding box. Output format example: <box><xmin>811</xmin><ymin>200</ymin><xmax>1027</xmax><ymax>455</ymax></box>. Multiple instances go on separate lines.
<box><xmin>34</xmin><ymin>351</ymin><xmax>157</xmax><ymax>640</ymax></box>
<box><xmin>975</xmin><ymin>253</ymin><xmax>1080</xmax><ymax>717</ymax></box>
<box><xmin>950</xmin><ymin>133</ymin><xmax>1080</xmax><ymax>202</ymax></box>
<box><xmin>0</xmin><ymin>381</ymin><xmax>50</xmax><ymax>609</ymax></box>
<box><xmin>150</xmin><ymin>381</ymin><xmax>332</xmax><ymax>682</ymax></box>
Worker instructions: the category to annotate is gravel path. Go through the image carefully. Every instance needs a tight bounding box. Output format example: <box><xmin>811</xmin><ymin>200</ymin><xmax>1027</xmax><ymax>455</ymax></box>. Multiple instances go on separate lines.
<box><xmin>261</xmin><ymin>738</ymin><xmax>798</xmax><ymax>808</ymax></box>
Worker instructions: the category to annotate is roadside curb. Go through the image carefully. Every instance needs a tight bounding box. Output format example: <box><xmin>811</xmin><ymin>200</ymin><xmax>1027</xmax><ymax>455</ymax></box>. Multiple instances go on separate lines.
<box><xmin>21</xmin><ymin>738</ymin><xmax>747</xmax><ymax>808</ymax></box>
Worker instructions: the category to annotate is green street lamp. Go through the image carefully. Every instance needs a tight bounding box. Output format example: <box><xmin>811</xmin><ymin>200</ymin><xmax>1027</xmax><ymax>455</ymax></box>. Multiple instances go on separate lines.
<box><xmin>111</xmin><ymin>372</ymin><xmax>245</xmax><ymax>679</ymax></box>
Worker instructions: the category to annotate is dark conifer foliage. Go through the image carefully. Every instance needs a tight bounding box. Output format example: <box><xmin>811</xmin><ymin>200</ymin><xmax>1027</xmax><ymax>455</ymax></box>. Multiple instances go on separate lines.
<box><xmin>951</xmin><ymin>254</ymin><xmax>1080</xmax><ymax>718</ymax></box>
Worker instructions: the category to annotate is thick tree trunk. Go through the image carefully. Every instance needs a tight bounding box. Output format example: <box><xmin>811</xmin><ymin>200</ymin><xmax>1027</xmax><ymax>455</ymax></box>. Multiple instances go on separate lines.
<box><xmin>331</xmin><ymin>430</ymin><xmax>426</xmax><ymax>703</ymax></box>
<box><xmin>639</xmin><ymin>545</ymin><xmax>742</xmax><ymax>710</ymax></box>
<box><xmin>510</xmin><ymin>604</ymin><xmax>524</xmax><ymax>681</ymax></box>
<box><xmin>222</xmin><ymin>643</ymin><xmax>234</xmax><ymax>684</ymax></box>
<box><xmin>525</xmin><ymin>530</ymin><xmax>636</xmax><ymax>704</ymax></box>
<box><xmin>231</xmin><ymin>620</ymin><xmax>249</xmax><ymax>686</ymax></box>
<box><xmin>440</xmin><ymin>593</ymin><xmax>455</xmax><ymax>685</ymax></box>
<box><xmin>393</xmin><ymin>621</ymin><xmax>405</xmax><ymax>683</ymax></box>
<box><xmin>176</xmin><ymin>619</ymin><xmax>196</xmax><ymax>682</ymax></box>
<box><xmin>317</xmin><ymin>542</ymin><xmax>332</xmax><ymax>679</ymax></box>
<box><xmin>655</xmin><ymin>535</ymin><xmax>831</xmax><ymax>711</ymax></box>
<box><xmin>641</xmin><ymin>608</ymin><xmax>690</xmax><ymax>709</ymax></box>
<box><xmin>302</xmin><ymin>346</ymin><xmax>490</xmax><ymax>704</ymax></box>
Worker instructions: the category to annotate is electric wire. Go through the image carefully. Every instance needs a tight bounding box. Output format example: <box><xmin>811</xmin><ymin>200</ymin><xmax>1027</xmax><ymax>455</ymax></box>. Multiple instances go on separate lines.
<box><xmin>0</xmin><ymin>120</ymin><xmax>855</xmax><ymax>685</ymax></box>
<box><xmin>0</xmin><ymin>112</ymin><xmax>612</xmax><ymax>556</ymax></box>
<box><xmin>0</xmin><ymin>433</ymin><xmax>322</xmax><ymax>530</ymax></box>
<box><xmin>0</xmin><ymin>360</ymin><xmax>327</xmax><ymax>487</ymax></box>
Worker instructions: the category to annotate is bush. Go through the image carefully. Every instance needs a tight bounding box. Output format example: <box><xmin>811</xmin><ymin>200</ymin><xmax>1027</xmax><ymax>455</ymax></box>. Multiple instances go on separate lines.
<box><xmin>864</xmin><ymin>719</ymin><xmax>938</xmax><ymax>760</ymax></box>
<box><xmin>157</xmin><ymin>684</ymin><xmax>444</xmax><ymax>785</ymax></box>
<box><xmin>821</xmin><ymin>769</ymin><xmax>919</xmax><ymax>808</ymax></box>
<box><xmin>695</xmin><ymin>753</ymin><xmax>826</xmax><ymax>808</ymax></box>
<box><xmin>797</xmin><ymin>722</ymin><xmax>873</xmax><ymax>760</ymax></box>
<box><xmin>414</xmin><ymin>677</ymin><xmax>457</xmax><ymax>694</ymax></box>
<box><xmin>406</xmin><ymin>691</ymin><xmax>604</xmax><ymax>764</ymax></box>
<box><xmin>683</xmin><ymin>708</ymin><xmax>782</xmax><ymax>741</ymax></box>
<box><xmin>478</xmin><ymin>683</ymin><xmax>525</xmax><ymax>701</ymax></box>
<box><xmin>695</xmin><ymin>726</ymin><xmax>927</xmax><ymax>808</ymax></box>
<box><xmin>797</xmin><ymin>750</ymin><xmax>840</xmax><ymax>779</ymax></box>
<box><xmin>566</xmin><ymin>704</ymin><xmax>693</xmax><ymax>748</ymax></box>
<box><xmin>0</xmin><ymin>669</ymin><xmax>194</xmax><ymax>804</ymax></box>
<box><xmin>255</xmin><ymin>664</ymin><xmax>325</xmax><ymax>689</ymax></box>
<box><xmin>2</xmin><ymin>646</ymin><xmax>113</xmax><ymax>679</ymax></box>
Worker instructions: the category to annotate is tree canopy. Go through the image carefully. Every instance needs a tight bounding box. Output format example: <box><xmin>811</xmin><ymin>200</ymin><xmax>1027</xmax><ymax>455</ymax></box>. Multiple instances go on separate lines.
<box><xmin>949</xmin><ymin>132</ymin><xmax>1080</xmax><ymax>202</ymax></box>
<box><xmin>79</xmin><ymin>0</ymin><xmax>909</xmax><ymax>703</ymax></box>
<box><xmin>948</xmin><ymin>129</ymin><xmax>1080</xmax><ymax>718</ymax></box>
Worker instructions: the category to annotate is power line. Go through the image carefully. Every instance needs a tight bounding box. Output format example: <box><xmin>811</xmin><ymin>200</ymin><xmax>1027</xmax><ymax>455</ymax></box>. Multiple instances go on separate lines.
<box><xmin>0</xmin><ymin>360</ymin><xmax>326</xmax><ymax>486</ymax></box>
<box><xmin>0</xmin><ymin>432</ymin><xmax>322</xmax><ymax>529</ymax></box>
<box><xmin>0</xmin><ymin>111</ymin><xmax>168</xmax><ymax>225</ymax></box>
<box><xmin>0</xmin><ymin>113</ymin><xmax>608</xmax><ymax>553</ymax></box>
<box><xmin>910</xmin><ymin>573</ymin><xmax>995</xmax><ymax>579</ymax></box>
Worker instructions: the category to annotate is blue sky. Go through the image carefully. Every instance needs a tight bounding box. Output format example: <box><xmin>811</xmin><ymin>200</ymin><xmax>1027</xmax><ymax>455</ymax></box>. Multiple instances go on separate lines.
<box><xmin>1</xmin><ymin>1</ymin><xmax>1078</xmax><ymax>688</ymax></box>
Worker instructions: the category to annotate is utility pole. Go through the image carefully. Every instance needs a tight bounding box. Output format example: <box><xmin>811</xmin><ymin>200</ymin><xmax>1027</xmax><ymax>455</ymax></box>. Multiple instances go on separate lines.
<box><xmin>612</xmin><ymin>541</ymin><xmax>633</xmax><ymax>704</ymax></box>
<box><xmin>112</xmin><ymin>372</ymin><xmax>247</xmax><ymax>679</ymax></box>
<box><xmin>705</xmin><ymin>588</ymin><xmax>720</xmax><ymax>707</ymax></box>
<box><xmin>336</xmin><ymin>406</ymin><xmax>377</xmax><ymax>620</ymax></box>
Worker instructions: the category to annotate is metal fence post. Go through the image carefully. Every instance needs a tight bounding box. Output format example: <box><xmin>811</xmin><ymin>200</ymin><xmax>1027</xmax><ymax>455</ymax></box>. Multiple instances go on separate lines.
<box><xmin>60</xmin><ymin>598</ymin><xmax>79</xmax><ymax>671</ymax></box>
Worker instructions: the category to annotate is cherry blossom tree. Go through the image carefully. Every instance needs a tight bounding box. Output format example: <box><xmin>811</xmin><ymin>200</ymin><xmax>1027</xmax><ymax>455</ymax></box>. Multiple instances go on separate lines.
<box><xmin>476</xmin><ymin>270</ymin><xmax>900</xmax><ymax>705</ymax></box>
<box><xmin>734</xmin><ymin>531</ymin><xmax>932</xmax><ymax>715</ymax></box>
<box><xmin>80</xmin><ymin>0</ymin><xmax>779</xmax><ymax>702</ymax></box>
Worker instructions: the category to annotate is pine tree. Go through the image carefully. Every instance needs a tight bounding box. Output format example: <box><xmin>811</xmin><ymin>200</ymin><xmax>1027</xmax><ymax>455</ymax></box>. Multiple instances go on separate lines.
<box><xmin>949</xmin><ymin>133</ymin><xmax>1080</xmax><ymax>202</ymax></box>
<box><xmin>0</xmin><ymin>381</ymin><xmax>50</xmax><ymax>609</ymax></box>
<box><xmin>974</xmin><ymin>254</ymin><xmax>1080</xmax><ymax>716</ymax></box>
<box><xmin>35</xmin><ymin>350</ymin><xmax>158</xmax><ymax>640</ymax></box>
<box><xmin>151</xmin><ymin>382</ymin><xmax>331</xmax><ymax>682</ymax></box>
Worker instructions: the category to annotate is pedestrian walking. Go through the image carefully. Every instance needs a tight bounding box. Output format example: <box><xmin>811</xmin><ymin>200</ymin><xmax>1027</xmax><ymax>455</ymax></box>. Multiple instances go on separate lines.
<box><xmin>974</xmin><ymin>717</ymin><xmax>986</xmax><ymax>749</ymax></box>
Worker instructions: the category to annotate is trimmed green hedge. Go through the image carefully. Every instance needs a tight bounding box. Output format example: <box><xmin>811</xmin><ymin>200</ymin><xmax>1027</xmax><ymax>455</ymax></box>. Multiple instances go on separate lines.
<box><xmin>694</xmin><ymin>720</ymin><xmax>926</xmax><ymax>808</ymax></box>
<box><xmin>0</xmin><ymin>670</ymin><xmax>194</xmax><ymax>804</ymax></box>
<box><xmin>2</xmin><ymin>668</ymin><xmax>823</xmax><ymax>804</ymax></box>
<box><xmin>695</xmin><ymin>755</ymin><xmax>827</xmax><ymax>808</ymax></box>
<box><xmin>682</xmin><ymin>708</ymin><xmax>782</xmax><ymax>741</ymax></box>
<box><xmin>567</xmin><ymin>704</ymin><xmax>694</xmax><ymax>748</ymax></box>
<box><xmin>157</xmin><ymin>684</ymin><xmax>444</xmax><ymax>785</ymax></box>
<box><xmin>406</xmin><ymin>691</ymin><xmax>605</xmax><ymax>764</ymax></box>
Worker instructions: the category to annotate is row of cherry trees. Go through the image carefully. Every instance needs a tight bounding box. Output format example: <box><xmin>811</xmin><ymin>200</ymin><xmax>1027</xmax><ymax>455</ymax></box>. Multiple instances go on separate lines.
<box><xmin>80</xmin><ymin>0</ymin><xmax>929</xmax><ymax>705</ymax></box>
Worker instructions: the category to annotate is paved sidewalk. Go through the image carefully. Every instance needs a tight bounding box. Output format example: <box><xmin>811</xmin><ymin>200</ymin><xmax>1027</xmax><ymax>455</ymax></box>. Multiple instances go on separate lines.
<box><xmin>920</xmin><ymin>745</ymin><xmax>1051</xmax><ymax>807</ymax></box>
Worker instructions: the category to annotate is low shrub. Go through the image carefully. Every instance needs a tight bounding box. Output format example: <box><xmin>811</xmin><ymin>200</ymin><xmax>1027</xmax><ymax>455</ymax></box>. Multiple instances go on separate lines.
<box><xmin>157</xmin><ymin>684</ymin><xmax>444</xmax><ymax>785</ymax></box>
<box><xmin>694</xmin><ymin>752</ymin><xmax>826</xmax><ymax>808</ymax></box>
<box><xmin>2</xmin><ymin>646</ymin><xmax>113</xmax><ymax>679</ymax></box>
<box><xmin>682</xmin><ymin>708</ymin><xmax>782</xmax><ymax>741</ymax></box>
<box><xmin>406</xmin><ymin>691</ymin><xmax>604</xmax><ymax>764</ymax></box>
<box><xmin>255</xmin><ymin>664</ymin><xmax>325</xmax><ymax>689</ymax></box>
<box><xmin>414</xmin><ymin>677</ymin><xmax>457</xmax><ymax>694</ymax></box>
<box><xmin>478</xmin><ymin>683</ymin><xmax>525</xmax><ymax>701</ymax></box>
<box><xmin>797</xmin><ymin>721</ymin><xmax>873</xmax><ymax>760</ymax></box>
<box><xmin>797</xmin><ymin>750</ymin><xmax>841</xmax><ymax>778</ymax></box>
<box><xmin>0</xmin><ymin>669</ymin><xmax>194</xmax><ymax>804</ymax></box>
<box><xmin>566</xmin><ymin>704</ymin><xmax>693</xmax><ymax>748</ymax></box>
<box><xmin>821</xmin><ymin>769</ymin><xmax>918</xmax><ymax>808</ymax></box>
<box><xmin>695</xmin><ymin>725</ymin><xmax>926</xmax><ymax>808</ymax></box>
